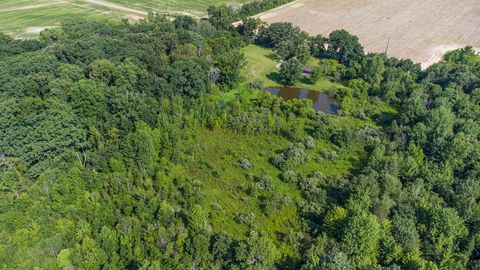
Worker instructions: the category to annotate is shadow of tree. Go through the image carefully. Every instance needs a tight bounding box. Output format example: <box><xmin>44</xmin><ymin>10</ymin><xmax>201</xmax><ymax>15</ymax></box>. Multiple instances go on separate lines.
<box><xmin>299</xmin><ymin>76</ymin><xmax>314</xmax><ymax>85</ymax></box>
<box><xmin>266</xmin><ymin>53</ymin><xmax>279</xmax><ymax>61</ymax></box>
<box><xmin>373</xmin><ymin>110</ymin><xmax>397</xmax><ymax>125</ymax></box>
<box><xmin>266</xmin><ymin>72</ymin><xmax>283</xmax><ymax>85</ymax></box>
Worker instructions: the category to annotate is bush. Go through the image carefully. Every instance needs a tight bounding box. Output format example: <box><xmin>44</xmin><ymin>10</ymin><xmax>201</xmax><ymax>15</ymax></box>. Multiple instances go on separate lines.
<box><xmin>271</xmin><ymin>143</ymin><xmax>309</xmax><ymax>170</ymax></box>
<box><xmin>304</xmin><ymin>136</ymin><xmax>316</xmax><ymax>149</ymax></box>
<box><xmin>236</xmin><ymin>213</ymin><xmax>256</xmax><ymax>227</ymax></box>
<box><xmin>330</xmin><ymin>128</ymin><xmax>355</xmax><ymax>146</ymax></box>
<box><xmin>281</xmin><ymin>170</ymin><xmax>299</xmax><ymax>184</ymax></box>
<box><xmin>249</xmin><ymin>78</ymin><xmax>263</xmax><ymax>90</ymax></box>
<box><xmin>256</xmin><ymin>174</ymin><xmax>275</xmax><ymax>192</ymax></box>
<box><xmin>239</xmin><ymin>157</ymin><xmax>252</xmax><ymax>169</ymax></box>
<box><xmin>260</xmin><ymin>194</ymin><xmax>280</xmax><ymax>215</ymax></box>
<box><xmin>320</xmin><ymin>149</ymin><xmax>338</xmax><ymax>161</ymax></box>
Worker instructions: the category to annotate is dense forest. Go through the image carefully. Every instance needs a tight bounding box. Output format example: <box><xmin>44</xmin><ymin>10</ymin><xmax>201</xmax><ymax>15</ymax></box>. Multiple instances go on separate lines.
<box><xmin>0</xmin><ymin>8</ymin><xmax>480</xmax><ymax>270</ymax></box>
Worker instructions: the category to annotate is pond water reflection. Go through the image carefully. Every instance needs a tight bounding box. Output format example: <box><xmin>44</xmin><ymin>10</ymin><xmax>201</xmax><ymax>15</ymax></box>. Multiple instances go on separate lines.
<box><xmin>264</xmin><ymin>87</ymin><xmax>340</xmax><ymax>114</ymax></box>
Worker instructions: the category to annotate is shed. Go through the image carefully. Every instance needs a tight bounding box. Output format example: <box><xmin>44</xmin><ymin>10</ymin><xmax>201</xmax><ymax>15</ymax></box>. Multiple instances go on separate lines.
<box><xmin>303</xmin><ymin>65</ymin><xmax>314</xmax><ymax>75</ymax></box>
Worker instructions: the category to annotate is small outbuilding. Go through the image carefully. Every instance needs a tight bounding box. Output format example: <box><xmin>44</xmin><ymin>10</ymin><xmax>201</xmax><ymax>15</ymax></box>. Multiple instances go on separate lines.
<box><xmin>303</xmin><ymin>65</ymin><xmax>314</xmax><ymax>75</ymax></box>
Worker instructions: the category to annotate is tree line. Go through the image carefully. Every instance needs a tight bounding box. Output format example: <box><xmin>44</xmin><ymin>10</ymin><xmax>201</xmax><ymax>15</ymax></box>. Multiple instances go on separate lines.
<box><xmin>0</xmin><ymin>8</ymin><xmax>479</xmax><ymax>270</ymax></box>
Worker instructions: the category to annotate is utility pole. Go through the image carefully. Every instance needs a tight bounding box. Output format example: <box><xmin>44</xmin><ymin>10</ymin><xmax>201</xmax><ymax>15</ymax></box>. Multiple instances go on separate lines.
<box><xmin>384</xmin><ymin>37</ymin><xmax>390</xmax><ymax>55</ymax></box>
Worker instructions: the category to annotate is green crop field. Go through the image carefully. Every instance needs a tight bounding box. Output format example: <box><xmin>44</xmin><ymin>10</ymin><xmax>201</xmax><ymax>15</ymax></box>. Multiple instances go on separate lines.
<box><xmin>0</xmin><ymin>0</ymin><xmax>131</xmax><ymax>38</ymax></box>
<box><xmin>0</xmin><ymin>0</ymin><xmax>252</xmax><ymax>38</ymax></box>
<box><xmin>107</xmin><ymin>0</ymin><xmax>252</xmax><ymax>17</ymax></box>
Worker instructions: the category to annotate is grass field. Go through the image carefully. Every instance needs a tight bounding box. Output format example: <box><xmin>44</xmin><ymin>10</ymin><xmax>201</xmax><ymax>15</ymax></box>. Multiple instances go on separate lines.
<box><xmin>241</xmin><ymin>44</ymin><xmax>342</xmax><ymax>91</ymax></box>
<box><xmin>106</xmin><ymin>0</ymin><xmax>251</xmax><ymax>17</ymax></box>
<box><xmin>0</xmin><ymin>0</ymin><xmax>251</xmax><ymax>38</ymax></box>
<box><xmin>167</xmin><ymin>126</ymin><xmax>368</xmax><ymax>256</ymax></box>
<box><xmin>0</xmin><ymin>0</ymin><xmax>133</xmax><ymax>38</ymax></box>
<box><xmin>259</xmin><ymin>0</ymin><xmax>480</xmax><ymax>68</ymax></box>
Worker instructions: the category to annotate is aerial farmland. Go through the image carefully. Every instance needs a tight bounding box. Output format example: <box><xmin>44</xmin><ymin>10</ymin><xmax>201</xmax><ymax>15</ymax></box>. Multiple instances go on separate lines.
<box><xmin>260</xmin><ymin>0</ymin><xmax>480</xmax><ymax>67</ymax></box>
<box><xmin>0</xmin><ymin>0</ymin><xmax>251</xmax><ymax>38</ymax></box>
<box><xmin>2</xmin><ymin>0</ymin><xmax>480</xmax><ymax>268</ymax></box>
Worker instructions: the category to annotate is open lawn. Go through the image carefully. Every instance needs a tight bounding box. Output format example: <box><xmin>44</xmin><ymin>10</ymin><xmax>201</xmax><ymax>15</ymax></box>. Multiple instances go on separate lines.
<box><xmin>259</xmin><ymin>0</ymin><xmax>480</xmax><ymax>68</ymax></box>
<box><xmin>241</xmin><ymin>44</ymin><xmax>342</xmax><ymax>91</ymax></box>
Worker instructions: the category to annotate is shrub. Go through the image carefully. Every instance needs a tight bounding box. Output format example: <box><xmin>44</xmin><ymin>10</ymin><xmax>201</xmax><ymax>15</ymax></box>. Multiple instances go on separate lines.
<box><xmin>239</xmin><ymin>157</ymin><xmax>252</xmax><ymax>169</ymax></box>
<box><xmin>271</xmin><ymin>143</ymin><xmax>309</xmax><ymax>170</ymax></box>
<box><xmin>304</xmin><ymin>136</ymin><xmax>316</xmax><ymax>149</ymax></box>
<box><xmin>236</xmin><ymin>213</ymin><xmax>256</xmax><ymax>227</ymax></box>
<box><xmin>281</xmin><ymin>170</ymin><xmax>299</xmax><ymax>184</ymax></box>
<box><xmin>256</xmin><ymin>174</ymin><xmax>275</xmax><ymax>192</ymax></box>
<box><xmin>249</xmin><ymin>78</ymin><xmax>263</xmax><ymax>90</ymax></box>
<box><xmin>320</xmin><ymin>149</ymin><xmax>338</xmax><ymax>161</ymax></box>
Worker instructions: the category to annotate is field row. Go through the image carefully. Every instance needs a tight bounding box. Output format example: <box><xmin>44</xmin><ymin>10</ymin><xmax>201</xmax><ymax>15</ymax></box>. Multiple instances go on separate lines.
<box><xmin>0</xmin><ymin>0</ymin><xmax>131</xmax><ymax>38</ymax></box>
<box><xmin>0</xmin><ymin>0</ymin><xmax>252</xmax><ymax>38</ymax></box>
<box><xmin>260</xmin><ymin>0</ymin><xmax>480</xmax><ymax>67</ymax></box>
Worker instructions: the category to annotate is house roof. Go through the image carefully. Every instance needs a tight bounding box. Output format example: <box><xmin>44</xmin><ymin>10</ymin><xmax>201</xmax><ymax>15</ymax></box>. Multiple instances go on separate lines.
<box><xmin>303</xmin><ymin>66</ymin><xmax>313</xmax><ymax>72</ymax></box>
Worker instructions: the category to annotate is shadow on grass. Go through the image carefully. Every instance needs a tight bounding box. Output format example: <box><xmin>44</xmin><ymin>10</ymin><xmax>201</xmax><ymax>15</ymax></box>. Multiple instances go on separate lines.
<box><xmin>266</xmin><ymin>53</ymin><xmax>279</xmax><ymax>61</ymax></box>
<box><xmin>267</xmin><ymin>72</ymin><xmax>322</xmax><ymax>87</ymax></box>
<box><xmin>373</xmin><ymin>110</ymin><xmax>398</xmax><ymax>126</ymax></box>
<box><xmin>299</xmin><ymin>76</ymin><xmax>315</xmax><ymax>85</ymax></box>
<box><xmin>266</xmin><ymin>72</ymin><xmax>283</xmax><ymax>85</ymax></box>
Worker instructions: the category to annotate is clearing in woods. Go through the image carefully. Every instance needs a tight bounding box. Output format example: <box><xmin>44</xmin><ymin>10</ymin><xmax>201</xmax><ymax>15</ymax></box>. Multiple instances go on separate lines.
<box><xmin>259</xmin><ymin>0</ymin><xmax>480</xmax><ymax>68</ymax></box>
<box><xmin>0</xmin><ymin>0</ymin><xmax>251</xmax><ymax>38</ymax></box>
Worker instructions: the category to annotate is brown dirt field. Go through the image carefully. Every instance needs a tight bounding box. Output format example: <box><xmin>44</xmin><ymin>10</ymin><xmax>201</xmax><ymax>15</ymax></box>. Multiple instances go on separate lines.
<box><xmin>259</xmin><ymin>0</ymin><xmax>480</xmax><ymax>68</ymax></box>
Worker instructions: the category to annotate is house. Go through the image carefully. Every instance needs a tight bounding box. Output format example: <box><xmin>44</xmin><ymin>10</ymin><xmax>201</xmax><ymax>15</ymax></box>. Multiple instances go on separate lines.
<box><xmin>303</xmin><ymin>65</ymin><xmax>313</xmax><ymax>75</ymax></box>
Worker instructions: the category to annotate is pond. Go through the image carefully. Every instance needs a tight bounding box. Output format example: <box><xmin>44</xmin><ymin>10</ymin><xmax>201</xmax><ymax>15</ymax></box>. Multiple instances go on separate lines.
<box><xmin>264</xmin><ymin>87</ymin><xmax>340</xmax><ymax>114</ymax></box>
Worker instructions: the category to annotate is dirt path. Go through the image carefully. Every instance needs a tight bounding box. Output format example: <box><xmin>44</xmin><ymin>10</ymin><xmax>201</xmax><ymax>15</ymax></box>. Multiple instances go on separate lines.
<box><xmin>84</xmin><ymin>0</ymin><xmax>147</xmax><ymax>15</ymax></box>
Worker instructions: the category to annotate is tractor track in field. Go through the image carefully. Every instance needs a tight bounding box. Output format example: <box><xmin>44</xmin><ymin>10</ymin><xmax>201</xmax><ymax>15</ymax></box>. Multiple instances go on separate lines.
<box><xmin>83</xmin><ymin>0</ymin><xmax>147</xmax><ymax>15</ymax></box>
<box><xmin>259</xmin><ymin>0</ymin><xmax>480</xmax><ymax>68</ymax></box>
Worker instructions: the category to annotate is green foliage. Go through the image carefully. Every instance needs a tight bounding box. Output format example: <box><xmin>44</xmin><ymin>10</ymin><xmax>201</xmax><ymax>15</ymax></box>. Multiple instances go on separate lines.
<box><xmin>280</xmin><ymin>58</ymin><xmax>303</xmax><ymax>85</ymax></box>
<box><xmin>256</xmin><ymin>22</ymin><xmax>305</xmax><ymax>49</ymax></box>
<box><xmin>342</xmin><ymin>207</ymin><xmax>382</xmax><ymax>267</ymax></box>
<box><xmin>0</xmin><ymin>10</ymin><xmax>479</xmax><ymax>270</ymax></box>
<box><xmin>319</xmin><ymin>252</ymin><xmax>353</xmax><ymax>270</ymax></box>
<box><xmin>361</xmin><ymin>54</ymin><xmax>385</xmax><ymax>91</ymax></box>
<box><xmin>168</xmin><ymin>60</ymin><xmax>209</xmax><ymax>97</ymax></box>
<box><xmin>444</xmin><ymin>46</ymin><xmax>480</xmax><ymax>65</ymax></box>
<box><xmin>188</xmin><ymin>204</ymin><xmax>207</xmax><ymax>232</ymax></box>
<box><xmin>326</xmin><ymin>29</ymin><xmax>364</xmax><ymax>63</ymax></box>
<box><xmin>323</xmin><ymin>206</ymin><xmax>348</xmax><ymax>238</ymax></box>
<box><xmin>235</xmin><ymin>232</ymin><xmax>279</xmax><ymax>270</ymax></box>
<box><xmin>311</xmin><ymin>59</ymin><xmax>337</xmax><ymax>82</ymax></box>
<box><xmin>272</xmin><ymin>143</ymin><xmax>309</xmax><ymax>170</ymax></box>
